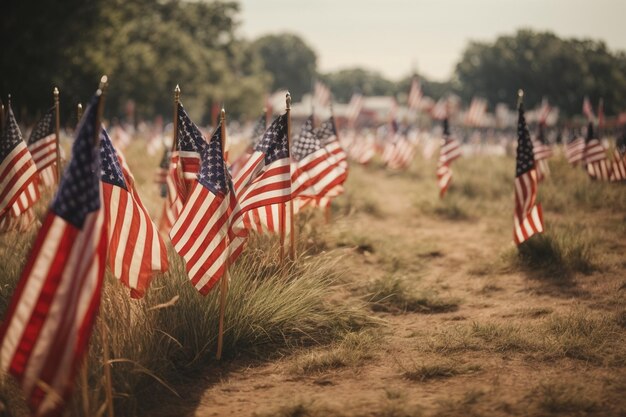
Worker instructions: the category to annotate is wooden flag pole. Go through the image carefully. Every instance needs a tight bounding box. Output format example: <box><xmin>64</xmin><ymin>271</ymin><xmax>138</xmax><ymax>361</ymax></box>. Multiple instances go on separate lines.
<box><xmin>325</xmin><ymin>99</ymin><xmax>336</xmax><ymax>224</ymax></box>
<box><xmin>286</xmin><ymin>93</ymin><xmax>296</xmax><ymax>260</ymax></box>
<box><xmin>53</xmin><ymin>87</ymin><xmax>61</xmax><ymax>182</ymax></box>
<box><xmin>95</xmin><ymin>75</ymin><xmax>115</xmax><ymax>417</ymax></box>
<box><xmin>216</xmin><ymin>108</ymin><xmax>229</xmax><ymax>360</ymax></box>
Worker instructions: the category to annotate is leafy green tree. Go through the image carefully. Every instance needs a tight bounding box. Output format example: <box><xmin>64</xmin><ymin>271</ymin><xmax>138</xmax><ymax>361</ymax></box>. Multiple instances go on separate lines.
<box><xmin>250</xmin><ymin>33</ymin><xmax>317</xmax><ymax>102</ymax></box>
<box><xmin>454</xmin><ymin>29</ymin><xmax>626</xmax><ymax>115</ymax></box>
<box><xmin>319</xmin><ymin>68</ymin><xmax>396</xmax><ymax>102</ymax></box>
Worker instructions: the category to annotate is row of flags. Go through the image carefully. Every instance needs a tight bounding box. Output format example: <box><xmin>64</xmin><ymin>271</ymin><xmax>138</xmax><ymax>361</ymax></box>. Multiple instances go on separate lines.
<box><xmin>1</xmin><ymin>75</ymin><xmax>624</xmax><ymax>416</ymax></box>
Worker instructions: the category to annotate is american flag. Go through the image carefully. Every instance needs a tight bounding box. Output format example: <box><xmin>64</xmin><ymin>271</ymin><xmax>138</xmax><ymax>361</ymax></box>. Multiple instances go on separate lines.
<box><xmin>537</xmin><ymin>98</ymin><xmax>552</xmax><ymax>125</ymax></box>
<box><xmin>169</xmin><ymin>107</ymin><xmax>246</xmax><ymax>294</ymax></box>
<box><xmin>583</xmin><ymin>122</ymin><xmax>610</xmax><ymax>181</ymax></box>
<box><xmin>292</xmin><ymin>116</ymin><xmax>347</xmax><ymax>209</ymax></box>
<box><xmin>464</xmin><ymin>97</ymin><xmax>488</xmax><ymax>127</ymax></box>
<box><xmin>346</xmin><ymin>93</ymin><xmax>363</xmax><ymax>127</ymax></box>
<box><xmin>609</xmin><ymin>133</ymin><xmax>626</xmax><ymax>182</ymax></box>
<box><xmin>407</xmin><ymin>78</ymin><xmax>422</xmax><ymax>111</ymax></box>
<box><xmin>0</xmin><ymin>93</ymin><xmax>106</xmax><ymax>417</ymax></box>
<box><xmin>513</xmin><ymin>97</ymin><xmax>544</xmax><ymax>245</ymax></box>
<box><xmin>436</xmin><ymin>118</ymin><xmax>462</xmax><ymax>198</ymax></box>
<box><xmin>101</xmin><ymin>130</ymin><xmax>168</xmax><ymax>297</ymax></box>
<box><xmin>347</xmin><ymin>131</ymin><xmax>376</xmax><ymax>165</ymax></box>
<box><xmin>0</xmin><ymin>103</ymin><xmax>40</xmax><ymax>221</ymax></box>
<box><xmin>177</xmin><ymin>103</ymin><xmax>202</xmax><ymax>195</ymax></box>
<box><xmin>27</xmin><ymin>106</ymin><xmax>58</xmax><ymax>188</ymax></box>
<box><xmin>382</xmin><ymin>123</ymin><xmax>417</xmax><ymax>170</ymax></box>
<box><xmin>430</xmin><ymin>97</ymin><xmax>448</xmax><ymax>120</ymax></box>
<box><xmin>565</xmin><ymin>130</ymin><xmax>585</xmax><ymax>165</ymax></box>
<box><xmin>582</xmin><ymin>96</ymin><xmax>595</xmax><ymax>121</ymax></box>
<box><xmin>159</xmin><ymin>149</ymin><xmax>183</xmax><ymax>234</ymax></box>
<box><xmin>233</xmin><ymin>114</ymin><xmax>291</xmax><ymax>232</ymax></box>
<box><xmin>314</xmin><ymin>81</ymin><xmax>331</xmax><ymax>108</ymax></box>
<box><xmin>532</xmin><ymin>123</ymin><xmax>553</xmax><ymax>181</ymax></box>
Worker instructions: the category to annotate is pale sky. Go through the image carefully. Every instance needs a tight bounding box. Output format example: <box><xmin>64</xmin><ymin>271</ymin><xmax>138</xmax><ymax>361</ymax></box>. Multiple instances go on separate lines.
<box><xmin>237</xmin><ymin>0</ymin><xmax>626</xmax><ymax>81</ymax></box>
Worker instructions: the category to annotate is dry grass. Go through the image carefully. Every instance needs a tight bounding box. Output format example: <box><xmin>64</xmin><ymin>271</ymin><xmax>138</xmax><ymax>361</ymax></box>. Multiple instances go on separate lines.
<box><xmin>366</xmin><ymin>275</ymin><xmax>459</xmax><ymax>314</ymax></box>
<box><xmin>402</xmin><ymin>360</ymin><xmax>481</xmax><ymax>382</ymax></box>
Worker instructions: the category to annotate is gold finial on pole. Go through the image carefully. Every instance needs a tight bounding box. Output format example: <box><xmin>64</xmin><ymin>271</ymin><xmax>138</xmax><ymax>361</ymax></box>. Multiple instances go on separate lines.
<box><xmin>285</xmin><ymin>92</ymin><xmax>296</xmax><ymax>261</ymax></box>
<box><xmin>216</xmin><ymin>106</ymin><xmax>229</xmax><ymax>361</ymax></box>
<box><xmin>77</xmin><ymin>103</ymin><xmax>83</xmax><ymax>124</ymax></box>
<box><xmin>53</xmin><ymin>87</ymin><xmax>62</xmax><ymax>181</ymax></box>
<box><xmin>171</xmin><ymin>85</ymin><xmax>181</xmax><ymax>152</ymax></box>
<box><xmin>517</xmin><ymin>89</ymin><xmax>524</xmax><ymax>109</ymax></box>
<box><xmin>95</xmin><ymin>76</ymin><xmax>108</xmax><ymax>148</ymax></box>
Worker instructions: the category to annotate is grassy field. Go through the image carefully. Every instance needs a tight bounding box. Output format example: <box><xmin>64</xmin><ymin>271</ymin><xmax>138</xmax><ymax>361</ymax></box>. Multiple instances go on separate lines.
<box><xmin>1</xmin><ymin>140</ymin><xmax>625</xmax><ymax>417</ymax></box>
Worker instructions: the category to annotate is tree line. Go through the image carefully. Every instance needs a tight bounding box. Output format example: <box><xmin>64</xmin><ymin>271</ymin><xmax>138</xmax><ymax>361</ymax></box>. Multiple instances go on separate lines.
<box><xmin>2</xmin><ymin>1</ymin><xmax>625</xmax><ymax>123</ymax></box>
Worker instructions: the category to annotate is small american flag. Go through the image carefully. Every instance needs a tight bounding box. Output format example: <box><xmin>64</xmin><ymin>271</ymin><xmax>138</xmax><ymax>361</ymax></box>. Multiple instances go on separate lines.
<box><xmin>513</xmin><ymin>97</ymin><xmax>544</xmax><ymax>245</ymax></box>
<box><xmin>532</xmin><ymin>124</ymin><xmax>553</xmax><ymax>181</ymax></box>
<box><xmin>430</xmin><ymin>97</ymin><xmax>448</xmax><ymax>121</ymax></box>
<box><xmin>436</xmin><ymin>118</ymin><xmax>462</xmax><ymax>198</ymax></box>
<box><xmin>346</xmin><ymin>93</ymin><xmax>363</xmax><ymax>127</ymax></box>
<box><xmin>583</xmin><ymin>122</ymin><xmax>610</xmax><ymax>181</ymax></box>
<box><xmin>407</xmin><ymin>78</ymin><xmax>422</xmax><ymax>111</ymax></box>
<box><xmin>582</xmin><ymin>97</ymin><xmax>595</xmax><ymax>121</ymax></box>
<box><xmin>169</xmin><ymin>106</ymin><xmax>246</xmax><ymax>294</ymax></box>
<box><xmin>0</xmin><ymin>93</ymin><xmax>106</xmax><ymax>417</ymax></box>
<box><xmin>0</xmin><ymin>103</ymin><xmax>39</xmax><ymax>221</ymax></box>
<box><xmin>565</xmin><ymin>130</ymin><xmax>585</xmax><ymax>165</ymax></box>
<box><xmin>234</xmin><ymin>113</ymin><xmax>292</xmax><ymax>232</ymax></box>
<box><xmin>609</xmin><ymin>133</ymin><xmax>626</xmax><ymax>182</ymax></box>
<box><xmin>27</xmin><ymin>106</ymin><xmax>58</xmax><ymax>188</ymax></box>
<box><xmin>101</xmin><ymin>130</ymin><xmax>168</xmax><ymax>297</ymax></box>
<box><xmin>537</xmin><ymin>98</ymin><xmax>552</xmax><ymax>125</ymax></box>
<box><xmin>382</xmin><ymin>123</ymin><xmax>417</xmax><ymax>170</ymax></box>
<box><xmin>314</xmin><ymin>81</ymin><xmax>331</xmax><ymax>108</ymax></box>
<box><xmin>464</xmin><ymin>97</ymin><xmax>488</xmax><ymax>127</ymax></box>
<box><xmin>291</xmin><ymin>116</ymin><xmax>347</xmax><ymax>210</ymax></box>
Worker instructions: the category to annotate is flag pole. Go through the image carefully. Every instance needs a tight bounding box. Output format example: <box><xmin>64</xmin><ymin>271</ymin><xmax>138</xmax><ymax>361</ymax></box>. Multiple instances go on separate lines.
<box><xmin>216</xmin><ymin>107</ymin><xmax>229</xmax><ymax>360</ymax></box>
<box><xmin>77</xmin><ymin>103</ymin><xmax>83</xmax><ymax>125</ymax></box>
<box><xmin>53</xmin><ymin>87</ymin><xmax>61</xmax><ymax>182</ymax></box>
<box><xmin>286</xmin><ymin>93</ymin><xmax>296</xmax><ymax>260</ymax></box>
<box><xmin>96</xmin><ymin>75</ymin><xmax>115</xmax><ymax>417</ymax></box>
<box><xmin>325</xmin><ymin>99</ymin><xmax>336</xmax><ymax>224</ymax></box>
<box><xmin>172</xmin><ymin>85</ymin><xmax>180</xmax><ymax>153</ymax></box>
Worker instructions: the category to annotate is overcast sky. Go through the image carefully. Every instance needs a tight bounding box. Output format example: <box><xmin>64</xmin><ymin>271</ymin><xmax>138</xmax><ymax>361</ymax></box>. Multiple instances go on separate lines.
<box><xmin>237</xmin><ymin>0</ymin><xmax>626</xmax><ymax>81</ymax></box>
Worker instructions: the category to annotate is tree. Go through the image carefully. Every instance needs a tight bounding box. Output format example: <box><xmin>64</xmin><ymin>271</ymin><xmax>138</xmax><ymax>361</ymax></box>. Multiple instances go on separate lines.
<box><xmin>250</xmin><ymin>33</ymin><xmax>317</xmax><ymax>102</ymax></box>
<box><xmin>454</xmin><ymin>29</ymin><xmax>626</xmax><ymax>116</ymax></box>
<box><xmin>319</xmin><ymin>68</ymin><xmax>396</xmax><ymax>102</ymax></box>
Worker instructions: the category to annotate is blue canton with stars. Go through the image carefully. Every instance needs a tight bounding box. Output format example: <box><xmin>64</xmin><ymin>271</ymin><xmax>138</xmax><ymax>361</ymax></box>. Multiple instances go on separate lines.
<box><xmin>177</xmin><ymin>103</ymin><xmax>202</xmax><ymax>153</ymax></box>
<box><xmin>515</xmin><ymin>102</ymin><xmax>535</xmax><ymax>177</ymax></box>
<box><xmin>197</xmin><ymin>123</ymin><xmax>229</xmax><ymax>196</ymax></box>
<box><xmin>255</xmin><ymin>113</ymin><xmax>289</xmax><ymax>165</ymax></box>
<box><xmin>0</xmin><ymin>105</ymin><xmax>24</xmax><ymax>161</ymax></box>
<box><xmin>291</xmin><ymin>116</ymin><xmax>319</xmax><ymax>161</ymax></box>
<box><xmin>315</xmin><ymin>117</ymin><xmax>338</xmax><ymax>146</ymax></box>
<box><xmin>100</xmin><ymin>129</ymin><xmax>128</xmax><ymax>190</ymax></box>
<box><xmin>28</xmin><ymin>106</ymin><xmax>55</xmax><ymax>145</ymax></box>
<box><xmin>51</xmin><ymin>94</ymin><xmax>101</xmax><ymax>229</ymax></box>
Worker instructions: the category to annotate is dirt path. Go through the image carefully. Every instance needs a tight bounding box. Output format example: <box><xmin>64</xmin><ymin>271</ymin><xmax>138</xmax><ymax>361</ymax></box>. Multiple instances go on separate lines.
<box><xmin>185</xmin><ymin>163</ymin><xmax>625</xmax><ymax>417</ymax></box>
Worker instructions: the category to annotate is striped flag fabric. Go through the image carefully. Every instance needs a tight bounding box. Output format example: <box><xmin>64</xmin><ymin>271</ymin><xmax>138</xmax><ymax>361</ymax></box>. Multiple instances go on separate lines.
<box><xmin>233</xmin><ymin>113</ymin><xmax>292</xmax><ymax>231</ymax></box>
<box><xmin>158</xmin><ymin>150</ymin><xmax>183</xmax><ymax>234</ymax></box>
<box><xmin>0</xmin><ymin>93</ymin><xmax>106</xmax><ymax>417</ymax></box>
<box><xmin>582</xmin><ymin>122</ymin><xmax>610</xmax><ymax>181</ymax></box>
<box><xmin>27</xmin><ymin>107</ymin><xmax>58</xmax><ymax>188</ymax></box>
<box><xmin>346</xmin><ymin>93</ymin><xmax>363</xmax><ymax>127</ymax></box>
<box><xmin>464</xmin><ymin>97</ymin><xmax>488</xmax><ymax>127</ymax></box>
<box><xmin>436</xmin><ymin>118</ymin><xmax>462</xmax><ymax>198</ymax></box>
<box><xmin>582</xmin><ymin>96</ymin><xmax>595</xmax><ymax>121</ymax></box>
<box><xmin>565</xmin><ymin>131</ymin><xmax>585</xmax><ymax>165</ymax></box>
<box><xmin>513</xmin><ymin>97</ymin><xmax>544</xmax><ymax>245</ymax></box>
<box><xmin>348</xmin><ymin>133</ymin><xmax>376</xmax><ymax>165</ymax></box>
<box><xmin>537</xmin><ymin>98</ymin><xmax>551</xmax><ymax>125</ymax></box>
<box><xmin>101</xmin><ymin>130</ymin><xmax>168</xmax><ymax>297</ymax></box>
<box><xmin>382</xmin><ymin>123</ymin><xmax>417</xmax><ymax>170</ymax></box>
<box><xmin>291</xmin><ymin>116</ymin><xmax>347</xmax><ymax>209</ymax></box>
<box><xmin>0</xmin><ymin>103</ymin><xmax>40</xmax><ymax>221</ymax></box>
<box><xmin>314</xmin><ymin>81</ymin><xmax>331</xmax><ymax>108</ymax></box>
<box><xmin>407</xmin><ymin>78</ymin><xmax>422</xmax><ymax>111</ymax></box>
<box><xmin>609</xmin><ymin>134</ymin><xmax>626</xmax><ymax>182</ymax></box>
<box><xmin>430</xmin><ymin>97</ymin><xmax>448</xmax><ymax>121</ymax></box>
<box><xmin>169</xmin><ymin>105</ymin><xmax>246</xmax><ymax>294</ymax></box>
<box><xmin>532</xmin><ymin>124</ymin><xmax>553</xmax><ymax>181</ymax></box>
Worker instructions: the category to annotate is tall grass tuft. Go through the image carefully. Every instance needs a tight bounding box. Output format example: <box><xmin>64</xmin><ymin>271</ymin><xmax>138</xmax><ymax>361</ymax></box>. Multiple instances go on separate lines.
<box><xmin>63</xmin><ymin>238</ymin><xmax>375</xmax><ymax>416</ymax></box>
